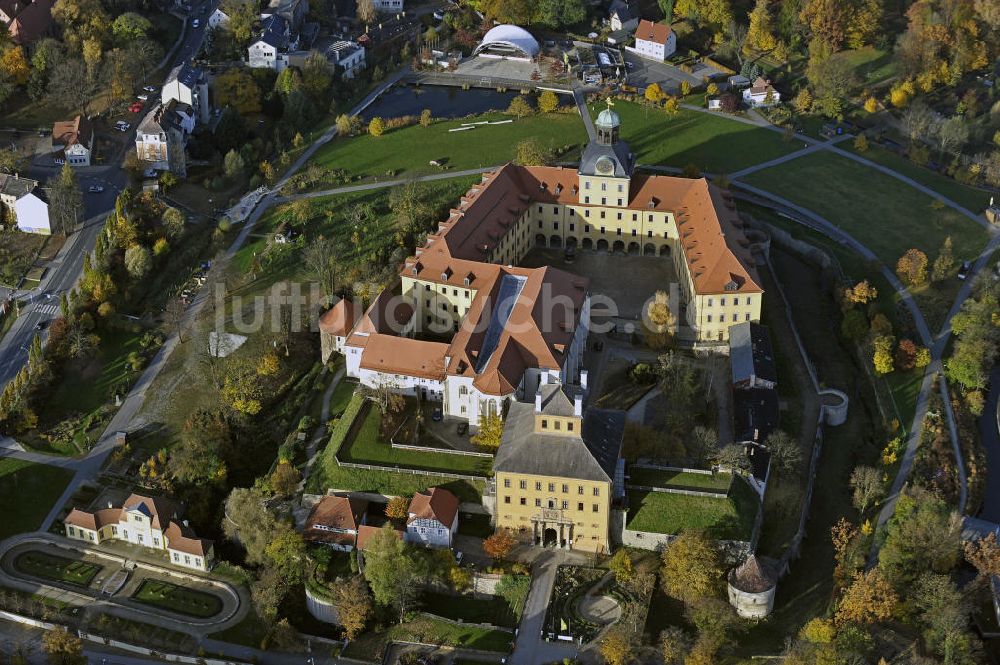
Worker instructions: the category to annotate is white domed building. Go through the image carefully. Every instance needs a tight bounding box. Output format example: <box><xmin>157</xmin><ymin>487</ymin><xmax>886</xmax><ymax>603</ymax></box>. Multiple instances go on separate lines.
<box><xmin>727</xmin><ymin>554</ymin><xmax>777</xmax><ymax>619</ymax></box>
<box><xmin>473</xmin><ymin>25</ymin><xmax>540</xmax><ymax>61</ymax></box>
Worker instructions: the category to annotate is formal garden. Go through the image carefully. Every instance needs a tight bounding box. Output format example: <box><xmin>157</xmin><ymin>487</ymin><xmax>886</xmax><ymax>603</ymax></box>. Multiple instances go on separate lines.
<box><xmin>131</xmin><ymin>579</ymin><xmax>225</xmax><ymax>619</ymax></box>
<box><xmin>543</xmin><ymin>565</ymin><xmax>652</xmax><ymax>645</ymax></box>
<box><xmin>13</xmin><ymin>551</ymin><xmax>103</xmax><ymax>588</ymax></box>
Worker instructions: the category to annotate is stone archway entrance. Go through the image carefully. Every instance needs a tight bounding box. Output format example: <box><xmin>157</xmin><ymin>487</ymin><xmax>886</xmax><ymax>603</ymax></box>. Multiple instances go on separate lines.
<box><xmin>596</xmin><ymin>239</ymin><xmax>609</xmax><ymax>252</ymax></box>
<box><xmin>543</xmin><ymin>528</ymin><xmax>558</xmax><ymax>547</ymax></box>
<box><xmin>535</xmin><ymin>234</ymin><xmax>546</xmax><ymax>247</ymax></box>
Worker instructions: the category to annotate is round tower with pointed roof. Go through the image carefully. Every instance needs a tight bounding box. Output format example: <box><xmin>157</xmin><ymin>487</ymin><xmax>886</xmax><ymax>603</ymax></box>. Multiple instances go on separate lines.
<box><xmin>727</xmin><ymin>553</ymin><xmax>777</xmax><ymax>618</ymax></box>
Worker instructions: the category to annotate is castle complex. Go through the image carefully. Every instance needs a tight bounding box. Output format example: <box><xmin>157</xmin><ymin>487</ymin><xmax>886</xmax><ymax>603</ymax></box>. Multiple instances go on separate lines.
<box><xmin>321</xmin><ymin>107</ymin><xmax>763</xmax><ymax>428</ymax></box>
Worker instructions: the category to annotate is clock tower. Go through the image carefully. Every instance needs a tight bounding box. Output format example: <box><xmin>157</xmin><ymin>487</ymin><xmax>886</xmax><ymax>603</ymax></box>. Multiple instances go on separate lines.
<box><xmin>578</xmin><ymin>100</ymin><xmax>634</xmax><ymax>206</ymax></box>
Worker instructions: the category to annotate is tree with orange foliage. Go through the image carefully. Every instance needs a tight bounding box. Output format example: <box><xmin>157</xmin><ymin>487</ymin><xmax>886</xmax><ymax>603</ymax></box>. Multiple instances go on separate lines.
<box><xmin>385</xmin><ymin>495</ymin><xmax>410</xmax><ymax>521</ymax></box>
<box><xmin>483</xmin><ymin>528</ymin><xmax>517</xmax><ymax>561</ymax></box>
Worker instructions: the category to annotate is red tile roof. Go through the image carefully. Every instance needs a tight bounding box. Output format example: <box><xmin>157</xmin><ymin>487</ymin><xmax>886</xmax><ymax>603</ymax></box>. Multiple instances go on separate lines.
<box><xmin>407</xmin><ymin>487</ymin><xmax>459</xmax><ymax>528</ymax></box>
<box><xmin>319</xmin><ymin>298</ymin><xmax>363</xmax><ymax>337</ymax></box>
<box><xmin>304</xmin><ymin>495</ymin><xmax>368</xmax><ymax>547</ymax></box>
<box><xmin>635</xmin><ymin>19</ymin><xmax>671</xmax><ymax>46</ymax></box>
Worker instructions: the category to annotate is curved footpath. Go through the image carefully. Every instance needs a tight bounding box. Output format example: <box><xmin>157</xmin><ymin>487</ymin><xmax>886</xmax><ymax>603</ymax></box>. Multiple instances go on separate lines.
<box><xmin>0</xmin><ymin>533</ymin><xmax>248</xmax><ymax>635</ymax></box>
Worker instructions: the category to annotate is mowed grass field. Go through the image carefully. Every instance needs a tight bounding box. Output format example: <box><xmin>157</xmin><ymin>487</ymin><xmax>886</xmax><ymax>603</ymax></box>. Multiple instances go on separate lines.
<box><xmin>0</xmin><ymin>458</ymin><xmax>74</xmax><ymax>539</ymax></box>
<box><xmin>596</xmin><ymin>100</ymin><xmax>796</xmax><ymax>173</ymax></box>
<box><xmin>741</xmin><ymin>151</ymin><xmax>989</xmax><ymax>268</ymax></box>
<box><xmin>306</xmin><ymin>111</ymin><xmax>588</xmax><ymax>184</ymax></box>
<box><xmin>839</xmin><ymin>143</ymin><xmax>992</xmax><ymax>213</ymax></box>
<box><xmin>626</xmin><ymin>478</ymin><xmax>759</xmax><ymax>541</ymax></box>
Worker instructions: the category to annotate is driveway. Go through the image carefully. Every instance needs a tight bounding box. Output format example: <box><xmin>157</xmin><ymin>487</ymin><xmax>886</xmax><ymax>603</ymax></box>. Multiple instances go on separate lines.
<box><xmin>510</xmin><ymin>551</ymin><xmax>584</xmax><ymax>665</ymax></box>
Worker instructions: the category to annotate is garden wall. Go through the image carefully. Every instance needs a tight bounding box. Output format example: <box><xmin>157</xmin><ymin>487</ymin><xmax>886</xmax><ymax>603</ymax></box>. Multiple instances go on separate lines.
<box><xmin>625</xmin><ymin>484</ymin><xmax>726</xmax><ymax>498</ymax></box>
<box><xmin>305</xmin><ymin>585</ymin><xmax>341</xmax><ymax>625</ymax></box>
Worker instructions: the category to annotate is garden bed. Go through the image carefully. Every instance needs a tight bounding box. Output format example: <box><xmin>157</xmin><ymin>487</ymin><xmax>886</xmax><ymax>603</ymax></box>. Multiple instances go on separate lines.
<box><xmin>131</xmin><ymin>579</ymin><xmax>224</xmax><ymax>619</ymax></box>
<box><xmin>13</xmin><ymin>551</ymin><xmax>102</xmax><ymax>587</ymax></box>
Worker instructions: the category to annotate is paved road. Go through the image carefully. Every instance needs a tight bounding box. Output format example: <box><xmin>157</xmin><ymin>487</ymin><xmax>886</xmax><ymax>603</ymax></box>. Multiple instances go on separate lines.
<box><xmin>978</xmin><ymin>366</ymin><xmax>1000</xmax><ymax>522</ymax></box>
<box><xmin>0</xmin><ymin>0</ymin><xmax>216</xmax><ymax>390</ymax></box>
<box><xmin>276</xmin><ymin>167</ymin><xmax>495</xmax><ymax>202</ymax></box>
<box><xmin>509</xmin><ymin>551</ymin><xmax>580</xmax><ymax>665</ymax></box>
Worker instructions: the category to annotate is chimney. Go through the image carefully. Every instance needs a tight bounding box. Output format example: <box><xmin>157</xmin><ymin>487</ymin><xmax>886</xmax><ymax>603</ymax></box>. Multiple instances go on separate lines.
<box><xmin>580</xmin><ymin>369</ymin><xmax>588</xmax><ymax>390</ymax></box>
<box><xmin>535</xmin><ymin>389</ymin><xmax>542</xmax><ymax>412</ymax></box>
<box><xmin>574</xmin><ymin>394</ymin><xmax>582</xmax><ymax>417</ymax></box>
<box><xmin>108</xmin><ymin>501</ymin><xmax>113</xmax><ymax>509</ymax></box>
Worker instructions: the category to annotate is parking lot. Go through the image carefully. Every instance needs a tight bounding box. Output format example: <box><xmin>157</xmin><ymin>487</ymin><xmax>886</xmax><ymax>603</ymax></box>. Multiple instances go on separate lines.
<box><xmin>622</xmin><ymin>51</ymin><xmax>726</xmax><ymax>93</ymax></box>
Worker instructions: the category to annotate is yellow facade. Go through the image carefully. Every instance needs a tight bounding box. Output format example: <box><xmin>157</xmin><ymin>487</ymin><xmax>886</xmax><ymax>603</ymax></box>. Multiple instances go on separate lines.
<box><xmin>494</xmin><ymin>470</ymin><xmax>612</xmax><ymax>553</ymax></box>
<box><xmin>402</xmin><ymin>168</ymin><xmax>759</xmax><ymax>343</ymax></box>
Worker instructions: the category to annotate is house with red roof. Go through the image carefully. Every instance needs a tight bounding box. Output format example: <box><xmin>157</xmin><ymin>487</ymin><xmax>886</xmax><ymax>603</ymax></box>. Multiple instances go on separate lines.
<box><xmin>628</xmin><ymin>19</ymin><xmax>676</xmax><ymax>62</ymax></box>
<box><xmin>404</xmin><ymin>487</ymin><xmax>460</xmax><ymax>548</ymax></box>
<box><xmin>64</xmin><ymin>493</ymin><xmax>214</xmax><ymax>571</ymax></box>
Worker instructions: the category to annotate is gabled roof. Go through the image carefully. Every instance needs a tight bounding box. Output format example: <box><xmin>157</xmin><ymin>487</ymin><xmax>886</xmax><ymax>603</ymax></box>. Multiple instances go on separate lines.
<box><xmin>609</xmin><ymin>0</ymin><xmax>634</xmax><ymax>22</ymax></box>
<box><xmin>0</xmin><ymin>173</ymin><xmax>38</xmax><ymax>199</ymax></box>
<box><xmin>6</xmin><ymin>0</ymin><xmax>52</xmax><ymax>44</ymax></box>
<box><xmin>64</xmin><ymin>507</ymin><xmax>119</xmax><ymax>531</ymax></box>
<box><xmin>356</xmin><ymin>524</ymin><xmax>403</xmax><ymax>550</ymax></box>
<box><xmin>122</xmin><ymin>493</ymin><xmax>182</xmax><ymax>531</ymax></box>
<box><xmin>305</xmin><ymin>494</ymin><xmax>368</xmax><ymax>546</ymax></box>
<box><xmin>165</xmin><ymin>61</ymin><xmax>205</xmax><ymax>89</ymax></box>
<box><xmin>319</xmin><ymin>298</ymin><xmax>363</xmax><ymax>337</ymax></box>
<box><xmin>52</xmin><ymin>115</ymin><xmax>92</xmax><ymax>150</ymax></box>
<box><xmin>359</xmin><ymin>335</ymin><xmax>449</xmax><ymax>381</ymax></box>
<box><xmin>537</xmin><ymin>382</ymin><xmax>579</xmax><ymax>417</ymax></box>
<box><xmin>407</xmin><ymin>487</ymin><xmax>459</xmax><ymax>528</ymax></box>
<box><xmin>254</xmin><ymin>13</ymin><xmax>289</xmax><ymax>49</ymax></box>
<box><xmin>729</xmin><ymin>322</ymin><xmax>777</xmax><ymax>386</ymax></box>
<box><xmin>634</xmin><ymin>19</ymin><xmax>671</xmax><ymax>45</ymax></box>
<box><xmin>494</xmin><ymin>401</ymin><xmax>625</xmax><ymax>482</ymax></box>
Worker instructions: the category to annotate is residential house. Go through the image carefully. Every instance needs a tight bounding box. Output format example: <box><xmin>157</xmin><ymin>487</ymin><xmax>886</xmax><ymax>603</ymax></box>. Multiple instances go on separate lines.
<box><xmin>608</xmin><ymin>0</ymin><xmax>637</xmax><ymax>33</ymax></box>
<box><xmin>162</xmin><ymin>61</ymin><xmax>211</xmax><ymax>124</ymax></box>
<box><xmin>742</xmin><ymin>77</ymin><xmax>780</xmax><ymax>107</ymax></box>
<box><xmin>327</xmin><ymin>40</ymin><xmax>365</xmax><ymax>79</ymax></box>
<box><xmin>248</xmin><ymin>14</ymin><xmax>295</xmax><ymax>71</ymax></box>
<box><xmin>729</xmin><ymin>322</ymin><xmax>777</xmax><ymax>390</ymax></box>
<box><xmin>208</xmin><ymin>6</ymin><xmax>230</xmax><ymax>28</ymax></box>
<box><xmin>404</xmin><ymin>487</ymin><xmax>459</xmax><ymax>548</ymax></box>
<box><xmin>64</xmin><ymin>493</ymin><xmax>215</xmax><ymax>571</ymax></box>
<box><xmin>304</xmin><ymin>494</ymin><xmax>369</xmax><ymax>551</ymax></box>
<box><xmin>267</xmin><ymin>0</ymin><xmax>306</xmax><ymax>30</ymax></box>
<box><xmin>52</xmin><ymin>116</ymin><xmax>93</xmax><ymax>167</ymax></box>
<box><xmin>493</xmin><ymin>381</ymin><xmax>625</xmax><ymax>553</ymax></box>
<box><xmin>135</xmin><ymin>100</ymin><xmax>194</xmax><ymax>176</ymax></box>
<box><xmin>2</xmin><ymin>0</ymin><xmax>53</xmax><ymax>44</ymax></box>
<box><xmin>373</xmin><ymin>0</ymin><xmax>402</xmax><ymax>11</ymax></box>
<box><xmin>627</xmin><ymin>19</ymin><xmax>675</xmax><ymax>62</ymax></box>
<box><xmin>0</xmin><ymin>173</ymin><xmax>49</xmax><ymax>234</ymax></box>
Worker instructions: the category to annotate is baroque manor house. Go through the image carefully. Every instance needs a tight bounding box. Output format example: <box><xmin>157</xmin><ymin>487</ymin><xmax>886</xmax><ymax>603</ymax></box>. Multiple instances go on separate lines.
<box><xmin>319</xmin><ymin>108</ymin><xmax>763</xmax><ymax>552</ymax></box>
<box><xmin>321</xmin><ymin>107</ymin><xmax>762</xmax><ymax>425</ymax></box>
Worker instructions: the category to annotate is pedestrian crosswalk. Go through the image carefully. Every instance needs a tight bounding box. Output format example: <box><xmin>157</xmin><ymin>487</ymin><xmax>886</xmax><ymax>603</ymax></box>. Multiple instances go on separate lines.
<box><xmin>34</xmin><ymin>304</ymin><xmax>59</xmax><ymax>315</ymax></box>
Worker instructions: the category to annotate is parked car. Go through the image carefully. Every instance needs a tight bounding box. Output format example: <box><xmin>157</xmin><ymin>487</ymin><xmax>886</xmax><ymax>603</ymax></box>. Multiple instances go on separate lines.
<box><xmin>958</xmin><ymin>261</ymin><xmax>971</xmax><ymax>280</ymax></box>
<box><xmin>137</xmin><ymin>93</ymin><xmax>149</xmax><ymax>101</ymax></box>
<box><xmin>53</xmin><ymin>158</ymin><xmax>64</xmax><ymax>165</ymax></box>
<box><xmin>88</xmin><ymin>185</ymin><xmax>104</xmax><ymax>193</ymax></box>
<box><xmin>34</xmin><ymin>320</ymin><xmax>48</xmax><ymax>330</ymax></box>
<box><xmin>457</xmin><ymin>422</ymin><xmax>468</xmax><ymax>436</ymax></box>
<box><xmin>115</xmin><ymin>121</ymin><xmax>131</xmax><ymax>131</ymax></box>
<box><xmin>129</xmin><ymin>101</ymin><xmax>144</xmax><ymax>113</ymax></box>
<box><xmin>431</xmin><ymin>408</ymin><xmax>443</xmax><ymax>422</ymax></box>
<box><xmin>191</xmin><ymin>18</ymin><xmax>200</xmax><ymax>27</ymax></box>
<box><xmin>143</xmin><ymin>85</ymin><xmax>157</xmax><ymax>93</ymax></box>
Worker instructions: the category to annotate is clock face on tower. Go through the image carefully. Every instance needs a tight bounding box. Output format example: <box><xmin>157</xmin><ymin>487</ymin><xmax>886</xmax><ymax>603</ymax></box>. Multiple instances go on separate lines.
<box><xmin>595</xmin><ymin>156</ymin><xmax>614</xmax><ymax>175</ymax></box>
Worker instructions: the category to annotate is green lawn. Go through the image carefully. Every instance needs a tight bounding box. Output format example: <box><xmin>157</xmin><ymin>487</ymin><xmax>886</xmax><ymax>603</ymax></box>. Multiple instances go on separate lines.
<box><xmin>838</xmin><ymin>47</ymin><xmax>899</xmax><ymax>85</ymax></box>
<box><xmin>13</xmin><ymin>551</ymin><xmax>102</xmax><ymax>587</ymax></box>
<box><xmin>628</xmin><ymin>467</ymin><xmax>732</xmax><ymax>492</ymax></box>
<box><xmin>625</xmin><ymin>477</ymin><xmax>759</xmax><ymax>541</ymax></box>
<box><xmin>339</xmin><ymin>402</ymin><xmax>492</xmax><ymax>476</ymax></box>
<box><xmin>306</xmin><ymin>111</ymin><xmax>587</xmax><ymax>185</ymax></box>
<box><xmin>231</xmin><ymin>178</ymin><xmax>478</xmax><ymax>296</ymax></box>
<box><xmin>132</xmin><ymin>579</ymin><xmax>223</xmax><ymax>619</ymax></box>
<box><xmin>327</xmin><ymin>379</ymin><xmax>357</xmax><ymax>417</ymax></box>
<box><xmin>422</xmin><ymin>591</ymin><xmax>520</xmax><ymax>628</ymax></box>
<box><xmin>741</xmin><ymin>151</ymin><xmax>989</xmax><ymax>269</ymax></box>
<box><xmin>0</xmin><ymin>459</ymin><xmax>73</xmax><ymax>539</ymax></box>
<box><xmin>342</xmin><ymin>614</ymin><xmax>514</xmax><ymax>660</ymax></box>
<box><xmin>840</xmin><ymin>142</ymin><xmax>992</xmax><ymax>213</ymax></box>
<box><xmin>598</xmin><ymin>100</ymin><xmax>796</xmax><ymax>173</ymax></box>
<box><xmin>42</xmin><ymin>327</ymin><xmax>143</xmax><ymax>425</ymax></box>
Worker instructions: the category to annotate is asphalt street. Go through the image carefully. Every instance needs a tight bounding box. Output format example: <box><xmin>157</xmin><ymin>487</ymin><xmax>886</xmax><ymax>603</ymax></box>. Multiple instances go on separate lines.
<box><xmin>0</xmin><ymin>0</ymin><xmax>217</xmax><ymax>393</ymax></box>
